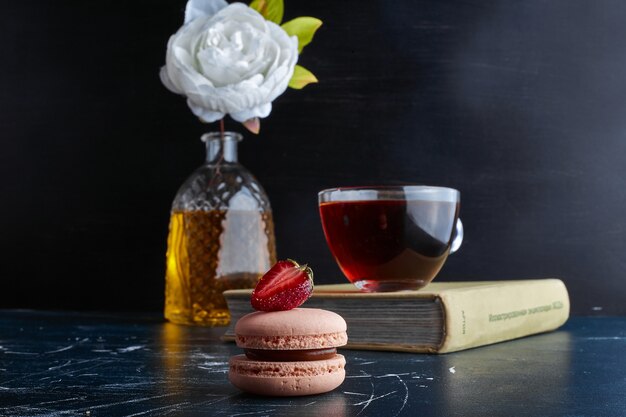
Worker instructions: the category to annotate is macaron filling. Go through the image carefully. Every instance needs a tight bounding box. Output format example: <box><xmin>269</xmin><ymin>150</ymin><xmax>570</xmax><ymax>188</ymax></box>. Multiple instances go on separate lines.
<box><xmin>244</xmin><ymin>347</ymin><xmax>337</xmax><ymax>362</ymax></box>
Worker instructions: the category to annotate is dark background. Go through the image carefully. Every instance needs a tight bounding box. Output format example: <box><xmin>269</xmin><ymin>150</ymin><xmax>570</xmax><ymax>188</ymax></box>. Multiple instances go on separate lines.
<box><xmin>1</xmin><ymin>0</ymin><xmax>625</xmax><ymax>315</ymax></box>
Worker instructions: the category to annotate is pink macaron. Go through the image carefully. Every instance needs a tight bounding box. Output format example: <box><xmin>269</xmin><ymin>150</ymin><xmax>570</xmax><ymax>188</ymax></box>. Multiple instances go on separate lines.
<box><xmin>229</xmin><ymin>308</ymin><xmax>348</xmax><ymax>396</ymax></box>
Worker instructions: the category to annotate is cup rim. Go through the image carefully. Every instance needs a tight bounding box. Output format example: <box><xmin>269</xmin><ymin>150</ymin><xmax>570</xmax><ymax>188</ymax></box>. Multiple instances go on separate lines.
<box><xmin>318</xmin><ymin>185</ymin><xmax>460</xmax><ymax>203</ymax></box>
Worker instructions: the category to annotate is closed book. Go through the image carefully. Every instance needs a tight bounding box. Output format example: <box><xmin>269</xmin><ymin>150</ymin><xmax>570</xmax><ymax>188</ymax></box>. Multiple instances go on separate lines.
<box><xmin>222</xmin><ymin>279</ymin><xmax>570</xmax><ymax>353</ymax></box>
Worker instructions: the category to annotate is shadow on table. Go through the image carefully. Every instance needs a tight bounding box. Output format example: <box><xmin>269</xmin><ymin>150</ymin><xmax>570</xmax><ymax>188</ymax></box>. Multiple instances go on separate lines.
<box><xmin>437</xmin><ymin>330</ymin><xmax>573</xmax><ymax>415</ymax></box>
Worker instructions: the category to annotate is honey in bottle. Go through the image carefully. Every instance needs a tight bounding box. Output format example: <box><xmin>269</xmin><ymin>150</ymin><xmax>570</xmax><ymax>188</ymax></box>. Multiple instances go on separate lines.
<box><xmin>164</xmin><ymin>132</ymin><xmax>276</xmax><ymax>326</ymax></box>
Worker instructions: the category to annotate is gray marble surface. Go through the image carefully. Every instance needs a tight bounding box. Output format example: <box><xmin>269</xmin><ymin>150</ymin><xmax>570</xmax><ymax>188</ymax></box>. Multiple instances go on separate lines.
<box><xmin>1</xmin><ymin>311</ymin><xmax>625</xmax><ymax>416</ymax></box>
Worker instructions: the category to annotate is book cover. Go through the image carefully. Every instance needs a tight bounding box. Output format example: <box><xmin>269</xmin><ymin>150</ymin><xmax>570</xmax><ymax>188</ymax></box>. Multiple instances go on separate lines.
<box><xmin>222</xmin><ymin>279</ymin><xmax>570</xmax><ymax>353</ymax></box>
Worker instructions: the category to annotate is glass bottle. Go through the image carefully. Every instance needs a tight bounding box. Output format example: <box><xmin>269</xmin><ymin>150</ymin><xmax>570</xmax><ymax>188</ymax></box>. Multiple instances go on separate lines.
<box><xmin>164</xmin><ymin>132</ymin><xmax>276</xmax><ymax>326</ymax></box>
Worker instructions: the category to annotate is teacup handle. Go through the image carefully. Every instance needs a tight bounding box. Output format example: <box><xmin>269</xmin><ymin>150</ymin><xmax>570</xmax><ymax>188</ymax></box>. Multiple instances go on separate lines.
<box><xmin>450</xmin><ymin>218</ymin><xmax>464</xmax><ymax>254</ymax></box>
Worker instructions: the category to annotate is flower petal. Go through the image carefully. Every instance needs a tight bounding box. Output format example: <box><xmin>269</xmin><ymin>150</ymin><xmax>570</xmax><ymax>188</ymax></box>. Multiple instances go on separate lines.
<box><xmin>162</xmin><ymin>2</ymin><xmax>301</xmax><ymax>123</ymax></box>
<box><xmin>159</xmin><ymin>66</ymin><xmax>181</xmax><ymax>94</ymax></box>
<box><xmin>187</xmin><ymin>98</ymin><xmax>225</xmax><ymax>122</ymax></box>
<box><xmin>184</xmin><ymin>0</ymin><xmax>228</xmax><ymax>24</ymax></box>
<box><xmin>230</xmin><ymin>103</ymin><xmax>271</xmax><ymax>122</ymax></box>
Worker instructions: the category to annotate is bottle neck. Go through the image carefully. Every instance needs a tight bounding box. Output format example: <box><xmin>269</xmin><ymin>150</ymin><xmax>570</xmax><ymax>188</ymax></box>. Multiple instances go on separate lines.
<box><xmin>201</xmin><ymin>132</ymin><xmax>242</xmax><ymax>164</ymax></box>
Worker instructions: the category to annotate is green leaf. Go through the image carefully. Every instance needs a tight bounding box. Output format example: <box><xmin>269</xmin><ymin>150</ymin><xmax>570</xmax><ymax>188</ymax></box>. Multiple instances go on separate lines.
<box><xmin>281</xmin><ymin>17</ymin><xmax>323</xmax><ymax>53</ymax></box>
<box><xmin>249</xmin><ymin>0</ymin><xmax>284</xmax><ymax>24</ymax></box>
<box><xmin>289</xmin><ymin>65</ymin><xmax>318</xmax><ymax>89</ymax></box>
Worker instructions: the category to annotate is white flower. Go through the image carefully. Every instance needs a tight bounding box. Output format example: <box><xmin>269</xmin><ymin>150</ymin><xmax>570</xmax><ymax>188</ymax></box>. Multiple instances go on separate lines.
<box><xmin>160</xmin><ymin>0</ymin><xmax>299</xmax><ymax>123</ymax></box>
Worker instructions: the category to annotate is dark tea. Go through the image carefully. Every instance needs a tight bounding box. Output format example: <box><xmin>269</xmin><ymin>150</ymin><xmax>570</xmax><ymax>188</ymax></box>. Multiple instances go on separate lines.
<box><xmin>319</xmin><ymin>199</ymin><xmax>460</xmax><ymax>291</ymax></box>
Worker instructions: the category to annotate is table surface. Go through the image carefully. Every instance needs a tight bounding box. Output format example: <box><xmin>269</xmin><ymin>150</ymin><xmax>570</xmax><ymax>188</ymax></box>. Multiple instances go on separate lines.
<box><xmin>1</xmin><ymin>311</ymin><xmax>625</xmax><ymax>417</ymax></box>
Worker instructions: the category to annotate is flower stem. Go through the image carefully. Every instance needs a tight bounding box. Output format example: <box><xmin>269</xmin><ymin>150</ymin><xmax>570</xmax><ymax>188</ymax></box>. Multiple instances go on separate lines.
<box><xmin>214</xmin><ymin>118</ymin><xmax>225</xmax><ymax>179</ymax></box>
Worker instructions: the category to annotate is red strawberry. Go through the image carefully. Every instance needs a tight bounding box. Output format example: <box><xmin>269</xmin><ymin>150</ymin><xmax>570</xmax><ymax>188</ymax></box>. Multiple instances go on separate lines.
<box><xmin>251</xmin><ymin>259</ymin><xmax>314</xmax><ymax>311</ymax></box>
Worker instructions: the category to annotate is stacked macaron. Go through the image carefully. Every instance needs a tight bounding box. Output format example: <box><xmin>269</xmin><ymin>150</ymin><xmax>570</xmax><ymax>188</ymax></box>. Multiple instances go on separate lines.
<box><xmin>229</xmin><ymin>308</ymin><xmax>347</xmax><ymax>396</ymax></box>
<box><xmin>227</xmin><ymin>260</ymin><xmax>348</xmax><ymax>396</ymax></box>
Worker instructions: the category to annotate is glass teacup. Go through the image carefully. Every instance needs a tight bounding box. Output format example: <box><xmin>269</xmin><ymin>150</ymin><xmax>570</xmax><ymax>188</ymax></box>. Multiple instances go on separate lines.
<box><xmin>319</xmin><ymin>185</ymin><xmax>463</xmax><ymax>292</ymax></box>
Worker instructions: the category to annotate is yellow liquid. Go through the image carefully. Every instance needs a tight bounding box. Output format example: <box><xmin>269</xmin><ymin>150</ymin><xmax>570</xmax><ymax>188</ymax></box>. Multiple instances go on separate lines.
<box><xmin>164</xmin><ymin>209</ymin><xmax>276</xmax><ymax>326</ymax></box>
